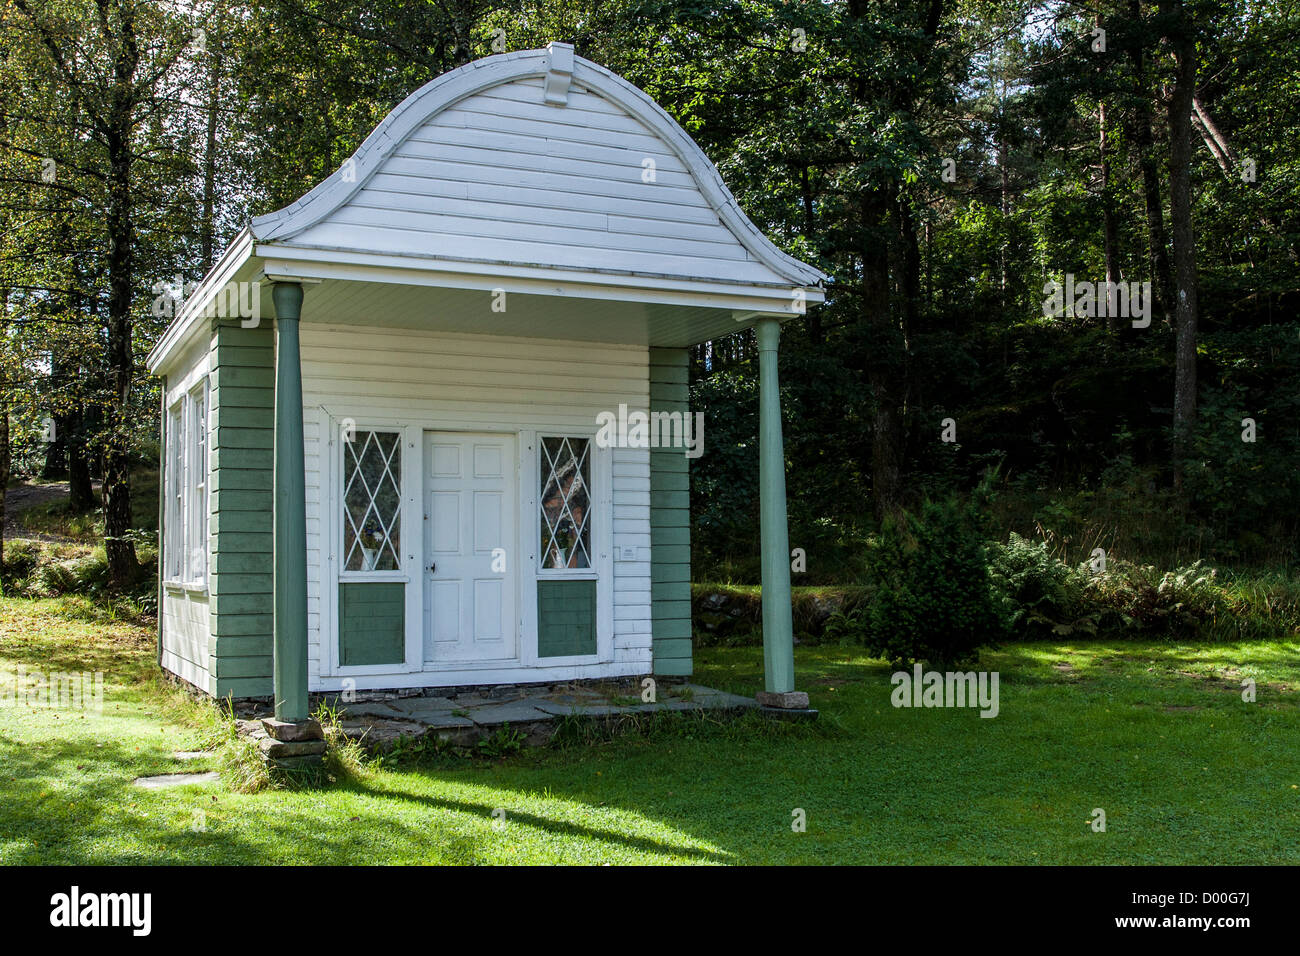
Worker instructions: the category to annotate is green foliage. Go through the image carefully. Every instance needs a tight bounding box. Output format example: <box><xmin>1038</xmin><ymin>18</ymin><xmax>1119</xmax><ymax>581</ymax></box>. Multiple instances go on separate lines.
<box><xmin>0</xmin><ymin>539</ymin><xmax>156</xmax><ymax>617</ymax></box>
<box><xmin>856</xmin><ymin>496</ymin><xmax>1005</xmax><ymax>670</ymax></box>
<box><xmin>1</xmin><ymin>540</ymin><xmax>41</xmax><ymax>583</ymax></box>
<box><xmin>476</xmin><ymin>725</ymin><xmax>526</xmax><ymax>758</ymax></box>
<box><xmin>313</xmin><ymin>700</ymin><xmax>366</xmax><ymax>780</ymax></box>
<box><xmin>987</xmin><ymin>533</ymin><xmax>1097</xmax><ymax>638</ymax></box>
<box><xmin>1084</xmin><ymin>560</ymin><xmax>1226</xmax><ymax>640</ymax></box>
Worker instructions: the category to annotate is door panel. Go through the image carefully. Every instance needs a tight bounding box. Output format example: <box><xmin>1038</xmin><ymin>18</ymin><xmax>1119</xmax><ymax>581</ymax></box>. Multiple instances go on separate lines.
<box><xmin>423</xmin><ymin>433</ymin><xmax>517</xmax><ymax>663</ymax></box>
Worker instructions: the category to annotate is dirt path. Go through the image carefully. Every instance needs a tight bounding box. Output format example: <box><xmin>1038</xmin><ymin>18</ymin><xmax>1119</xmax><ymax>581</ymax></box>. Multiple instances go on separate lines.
<box><xmin>2</xmin><ymin>480</ymin><xmax>92</xmax><ymax>543</ymax></box>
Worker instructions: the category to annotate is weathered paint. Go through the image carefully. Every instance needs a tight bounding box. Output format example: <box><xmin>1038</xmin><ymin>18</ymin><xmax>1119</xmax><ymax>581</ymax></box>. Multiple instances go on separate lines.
<box><xmin>648</xmin><ymin>347</ymin><xmax>692</xmax><ymax>676</ymax></box>
<box><xmin>756</xmin><ymin>319</ymin><xmax>795</xmax><ymax>693</ymax></box>
<box><xmin>272</xmin><ymin>282</ymin><xmax>309</xmax><ymax>721</ymax></box>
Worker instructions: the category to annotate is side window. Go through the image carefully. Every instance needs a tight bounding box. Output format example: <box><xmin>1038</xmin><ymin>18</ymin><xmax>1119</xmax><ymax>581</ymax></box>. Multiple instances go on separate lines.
<box><xmin>187</xmin><ymin>382</ymin><xmax>208</xmax><ymax>583</ymax></box>
<box><xmin>539</xmin><ymin>436</ymin><xmax>591</xmax><ymax>571</ymax></box>
<box><xmin>342</xmin><ymin>430</ymin><xmax>402</xmax><ymax>572</ymax></box>
<box><xmin>165</xmin><ymin>403</ymin><xmax>185</xmax><ymax>581</ymax></box>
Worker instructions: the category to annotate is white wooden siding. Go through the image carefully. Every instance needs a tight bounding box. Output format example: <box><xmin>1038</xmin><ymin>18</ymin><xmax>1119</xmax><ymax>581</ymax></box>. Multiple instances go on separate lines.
<box><xmin>161</xmin><ymin>589</ymin><xmax>211</xmax><ymax>691</ymax></box>
<box><xmin>288</xmin><ymin>78</ymin><xmax>785</xmax><ymax>285</ymax></box>
<box><xmin>299</xmin><ymin>323</ymin><xmax>652</xmax><ymax>689</ymax></box>
<box><xmin>159</xmin><ymin>336</ymin><xmax>213</xmax><ymax>692</ymax></box>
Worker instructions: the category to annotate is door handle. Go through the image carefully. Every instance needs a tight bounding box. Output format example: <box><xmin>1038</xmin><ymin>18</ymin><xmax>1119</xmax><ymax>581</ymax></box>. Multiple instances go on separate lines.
<box><xmin>428</xmin><ymin>563</ymin><xmax>436</xmax><ymax>573</ymax></box>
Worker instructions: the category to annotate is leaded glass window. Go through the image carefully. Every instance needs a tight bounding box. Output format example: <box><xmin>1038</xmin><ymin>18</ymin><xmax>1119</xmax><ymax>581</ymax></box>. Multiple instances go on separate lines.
<box><xmin>540</xmin><ymin>436</ymin><xmax>591</xmax><ymax>570</ymax></box>
<box><xmin>343</xmin><ymin>430</ymin><xmax>402</xmax><ymax>572</ymax></box>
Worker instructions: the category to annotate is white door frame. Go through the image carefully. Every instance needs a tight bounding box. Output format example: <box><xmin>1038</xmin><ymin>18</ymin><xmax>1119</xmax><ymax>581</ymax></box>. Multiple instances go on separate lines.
<box><xmin>421</xmin><ymin>429</ymin><xmax>520</xmax><ymax>668</ymax></box>
<box><xmin>323</xmin><ymin>415</ymin><xmax>424</xmax><ymax>678</ymax></box>
<box><xmin>518</xmin><ymin>428</ymin><xmax>614</xmax><ymax>668</ymax></box>
<box><xmin>318</xmin><ymin>417</ymin><xmax>614</xmax><ymax>682</ymax></box>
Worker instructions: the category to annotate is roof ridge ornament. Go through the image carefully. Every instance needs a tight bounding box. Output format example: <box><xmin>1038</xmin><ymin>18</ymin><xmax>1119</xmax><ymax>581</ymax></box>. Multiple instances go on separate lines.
<box><xmin>543</xmin><ymin>41</ymin><xmax>574</xmax><ymax>106</ymax></box>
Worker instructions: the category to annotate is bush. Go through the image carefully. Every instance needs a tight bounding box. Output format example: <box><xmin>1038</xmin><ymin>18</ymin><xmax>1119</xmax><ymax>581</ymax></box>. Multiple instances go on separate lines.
<box><xmin>33</xmin><ymin>553</ymin><xmax>110</xmax><ymax>597</ymax></box>
<box><xmin>987</xmin><ymin>533</ymin><xmax>1097</xmax><ymax>638</ymax></box>
<box><xmin>1</xmin><ymin>540</ymin><xmax>41</xmax><ymax>584</ymax></box>
<box><xmin>1084</xmin><ymin>559</ymin><xmax>1225</xmax><ymax>638</ymax></box>
<box><xmin>855</xmin><ymin>496</ymin><xmax>1005</xmax><ymax>670</ymax></box>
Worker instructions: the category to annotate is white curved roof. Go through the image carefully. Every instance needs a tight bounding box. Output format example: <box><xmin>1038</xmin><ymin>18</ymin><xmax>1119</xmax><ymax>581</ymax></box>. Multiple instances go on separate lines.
<box><xmin>251</xmin><ymin>43</ymin><xmax>827</xmax><ymax>290</ymax></box>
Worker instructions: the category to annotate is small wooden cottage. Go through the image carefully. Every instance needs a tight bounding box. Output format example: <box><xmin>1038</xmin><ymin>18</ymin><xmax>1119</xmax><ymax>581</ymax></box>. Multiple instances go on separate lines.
<box><xmin>146</xmin><ymin>43</ymin><xmax>826</xmax><ymax>721</ymax></box>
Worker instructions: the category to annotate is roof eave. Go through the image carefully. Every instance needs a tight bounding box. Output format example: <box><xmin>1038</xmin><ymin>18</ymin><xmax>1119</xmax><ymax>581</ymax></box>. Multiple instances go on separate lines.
<box><xmin>146</xmin><ymin>227</ymin><xmax>256</xmax><ymax>375</ymax></box>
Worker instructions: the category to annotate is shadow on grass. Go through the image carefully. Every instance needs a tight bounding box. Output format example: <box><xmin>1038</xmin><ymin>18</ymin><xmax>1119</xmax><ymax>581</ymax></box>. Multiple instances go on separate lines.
<box><xmin>349</xmin><ymin>777</ymin><xmax>728</xmax><ymax>863</ymax></box>
<box><xmin>0</xmin><ymin>724</ymin><xmax>728</xmax><ymax>864</ymax></box>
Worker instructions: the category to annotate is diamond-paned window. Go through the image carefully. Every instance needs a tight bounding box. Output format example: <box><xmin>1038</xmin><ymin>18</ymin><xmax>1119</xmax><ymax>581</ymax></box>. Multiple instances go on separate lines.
<box><xmin>540</xmin><ymin>436</ymin><xmax>591</xmax><ymax>570</ymax></box>
<box><xmin>343</xmin><ymin>430</ymin><xmax>401</xmax><ymax>572</ymax></box>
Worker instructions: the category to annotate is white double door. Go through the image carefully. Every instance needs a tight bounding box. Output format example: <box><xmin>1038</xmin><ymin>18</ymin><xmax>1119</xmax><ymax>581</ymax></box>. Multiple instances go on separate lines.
<box><xmin>422</xmin><ymin>432</ymin><xmax>518</xmax><ymax>664</ymax></box>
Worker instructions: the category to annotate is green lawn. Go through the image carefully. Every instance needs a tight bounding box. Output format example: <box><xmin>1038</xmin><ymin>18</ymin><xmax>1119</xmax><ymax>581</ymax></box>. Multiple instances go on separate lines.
<box><xmin>1</xmin><ymin>595</ymin><xmax>1298</xmax><ymax>864</ymax></box>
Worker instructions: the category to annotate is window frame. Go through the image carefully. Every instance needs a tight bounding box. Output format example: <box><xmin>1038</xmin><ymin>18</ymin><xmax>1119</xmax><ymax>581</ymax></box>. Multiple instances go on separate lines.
<box><xmin>536</xmin><ymin>434</ymin><xmax>597</xmax><ymax>581</ymax></box>
<box><xmin>162</xmin><ymin>376</ymin><xmax>210</xmax><ymax>591</ymax></box>
<box><xmin>186</xmin><ymin>379</ymin><xmax>209</xmax><ymax>586</ymax></box>
<box><xmin>324</xmin><ymin>415</ymin><xmax>423</xmax><ymax>679</ymax></box>
<box><xmin>339</xmin><ymin>426</ymin><xmax>407</xmax><ymax>582</ymax></box>
<box><xmin>164</xmin><ymin>400</ymin><xmax>186</xmax><ymax>584</ymax></box>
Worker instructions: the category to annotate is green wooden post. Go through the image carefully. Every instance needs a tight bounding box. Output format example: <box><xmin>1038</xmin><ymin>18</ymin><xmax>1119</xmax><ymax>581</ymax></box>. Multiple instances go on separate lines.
<box><xmin>272</xmin><ymin>282</ymin><xmax>308</xmax><ymax>722</ymax></box>
<box><xmin>756</xmin><ymin>317</ymin><xmax>795</xmax><ymax>694</ymax></box>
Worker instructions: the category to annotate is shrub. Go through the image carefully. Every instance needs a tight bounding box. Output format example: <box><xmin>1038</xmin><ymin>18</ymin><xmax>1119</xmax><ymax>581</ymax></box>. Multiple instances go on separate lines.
<box><xmin>987</xmin><ymin>533</ymin><xmax>1097</xmax><ymax>638</ymax></box>
<box><xmin>33</xmin><ymin>553</ymin><xmax>110</xmax><ymax>597</ymax></box>
<box><xmin>1</xmin><ymin>540</ymin><xmax>41</xmax><ymax>583</ymax></box>
<box><xmin>1084</xmin><ymin>559</ymin><xmax>1225</xmax><ymax>637</ymax></box>
<box><xmin>857</xmin><ymin>496</ymin><xmax>1005</xmax><ymax>670</ymax></box>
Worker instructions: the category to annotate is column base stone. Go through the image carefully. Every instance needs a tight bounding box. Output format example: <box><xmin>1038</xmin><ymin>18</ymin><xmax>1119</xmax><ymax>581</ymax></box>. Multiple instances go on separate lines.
<box><xmin>262</xmin><ymin>717</ymin><xmax>323</xmax><ymax>742</ymax></box>
<box><xmin>756</xmin><ymin>690</ymin><xmax>810</xmax><ymax>709</ymax></box>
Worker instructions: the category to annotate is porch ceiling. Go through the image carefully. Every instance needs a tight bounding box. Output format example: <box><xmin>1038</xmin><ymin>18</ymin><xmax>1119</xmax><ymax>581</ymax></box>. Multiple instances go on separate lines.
<box><xmin>283</xmin><ymin>275</ymin><xmax>744</xmax><ymax>348</ymax></box>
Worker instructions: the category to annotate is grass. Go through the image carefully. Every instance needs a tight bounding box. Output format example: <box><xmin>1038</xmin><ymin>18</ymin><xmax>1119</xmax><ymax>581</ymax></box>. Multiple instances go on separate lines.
<box><xmin>4</xmin><ymin>467</ymin><xmax>159</xmax><ymax>543</ymax></box>
<box><xmin>1</xmin><ymin>595</ymin><xmax>1298</xmax><ymax>864</ymax></box>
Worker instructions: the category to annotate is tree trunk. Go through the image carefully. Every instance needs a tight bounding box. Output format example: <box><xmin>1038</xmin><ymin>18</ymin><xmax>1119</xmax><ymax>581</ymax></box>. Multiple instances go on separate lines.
<box><xmin>1100</xmin><ymin>98</ymin><xmax>1124</xmax><ymax>334</ymax></box>
<box><xmin>799</xmin><ymin>165</ymin><xmax>822</xmax><ymax>345</ymax></box>
<box><xmin>998</xmin><ymin>116</ymin><xmax>1009</xmax><ymax>309</ymax></box>
<box><xmin>201</xmin><ymin>53</ymin><xmax>219</xmax><ymax>273</ymax></box>
<box><xmin>1127</xmin><ymin>0</ymin><xmax>1175</xmax><ymax>325</ymax></box>
<box><xmin>861</xmin><ymin>192</ymin><xmax>904</xmax><ymax>521</ymax></box>
<box><xmin>1163</xmin><ymin>0</ymin><xmax>1200</xmax><ymax>494</ymax></box>
<box><xmin>67</xmin><ymin>411</ymin><xmax>95</xmax><ymax>511</ymax></box>
<box><xmin>102</xmin><ymin>1</ymin><xmax>140</xmax><ymax>588</ymax></box>
<box><xmin>41</xmin><ymin>418</ymin><xmax>67</xmax><ymax>478</ymax></box>
<box><xmin>1</xmin><ymin>377</ymin><xmax>8</xmax><ymax>578</ymax></box>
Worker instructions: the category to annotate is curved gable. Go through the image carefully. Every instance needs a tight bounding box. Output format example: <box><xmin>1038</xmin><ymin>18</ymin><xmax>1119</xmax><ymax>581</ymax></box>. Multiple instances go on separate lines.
<box><xmin>252</xmin><ymin>45</ymin><xmax>825</xmax><ymax>289</ymax></box>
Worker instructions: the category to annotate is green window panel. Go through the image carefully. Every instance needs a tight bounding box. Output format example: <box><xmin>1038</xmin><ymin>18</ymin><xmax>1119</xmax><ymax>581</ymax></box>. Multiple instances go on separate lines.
<box><xmin>537</xmin><ymin>579</ymin><xmax>597</xmax><ymax>657</ymax></box>
<box><xmin>339</xmin><ymin>582</ymin><xmax>406</xmax><ymax>666</ymax></box>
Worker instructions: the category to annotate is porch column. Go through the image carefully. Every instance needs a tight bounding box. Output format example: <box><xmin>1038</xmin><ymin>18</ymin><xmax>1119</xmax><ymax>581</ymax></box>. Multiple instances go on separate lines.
<box><xmin>756</xmin><ymin>318</ymin><xmax>798</xmax><ymax>700</ymax></box>
<box><xmin>271</xmin><ymin>282</ymin><xmax>308</xmax><ymax>722</ymax></box>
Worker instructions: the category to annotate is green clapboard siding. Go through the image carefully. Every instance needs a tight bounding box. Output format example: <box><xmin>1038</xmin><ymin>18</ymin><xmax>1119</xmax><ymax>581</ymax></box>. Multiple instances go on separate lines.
<box><xmin>338</xmin><ymin>582</ymin><xmax>406</xmax><ymax>666</ymax></box>
<box><xmin>208</xmin><ymin>318</ymin><xmax>275</xmax><ymax>698</ymax></box>
<box><xmin>649</xmin><ymin>348</ymin><xmax>693</xmax><ymax>676</ymax></box>
<box><xmin>537</xmin><ymin>579</ymin><xmax>597</xmax><ymax>657</ymax></box>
